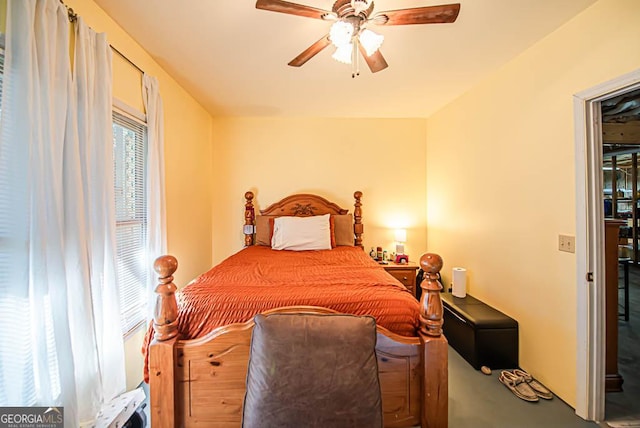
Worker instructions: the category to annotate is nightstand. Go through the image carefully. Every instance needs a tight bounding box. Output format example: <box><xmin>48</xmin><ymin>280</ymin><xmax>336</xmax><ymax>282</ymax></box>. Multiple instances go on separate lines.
<box><xmin>383</xmin><ymin>262</ymin><xmax>419</xmax><ymax>298</ymax></box>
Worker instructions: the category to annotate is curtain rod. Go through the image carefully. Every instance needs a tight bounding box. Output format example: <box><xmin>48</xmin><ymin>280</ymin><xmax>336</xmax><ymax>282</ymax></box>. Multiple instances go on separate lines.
<box><xmin>110</xmin><ymin>45</ymin><xmax>145</xmax><ymax>75</ymax></box>
<box><xmin>59</xmin><ymin>0</ymin><xmax>145</xmax><ymax>75</ymax></box>
<box><xmin>60</xmin><ymin>0</ymin><xmax>77</xmax><ymax>22</ymax></box>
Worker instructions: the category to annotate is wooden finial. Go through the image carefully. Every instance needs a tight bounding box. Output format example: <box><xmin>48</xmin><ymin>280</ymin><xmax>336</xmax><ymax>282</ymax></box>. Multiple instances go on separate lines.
<box><xmin>418</xmin><ymin>253</ymin><xmax>444</xmax><ymax>337</ymax></box>
<box><xmin>153</xmin><ymin>255</ymin><xmax>179</xmax><ymax>341</ymax></box>
<box><xmin>420</xmin><ymin>253</ymin><xmax>443</xmax><ymax>275</ymax></box>
<box><xmin>244</xmin><ymin>191</ymin><xmax>255</xmax><ymax>247</ymax></box>
<box><xmin>154</xmin><ymin>255</ymin><xmax>178</xmax><ymax>279</ymax></box>
<box><xmin>353</xmin><ymin>191</ymin><xmax>363</xmax><ymax>248</ymax></box>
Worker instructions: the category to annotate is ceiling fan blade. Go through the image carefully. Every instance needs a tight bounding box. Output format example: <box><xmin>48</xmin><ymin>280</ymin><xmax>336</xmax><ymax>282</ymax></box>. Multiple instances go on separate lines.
<box><xmin>288</xmin><ymin>35</ymin><xmax>331</xmax><ymax>67</ymax></box>
<box><xmin>358</xmin><ymin>44</ymin><xmax>388</xmax><ymax>73</ymax></box>
<box><xmin>374</xmin><ymin>3</ymin><xmax>460</xmax><ymax>25</ymax></box>
<box><xmin>256</xmin><ymin>0</ymin><xmax>329</xmax><ymax>20</ymax></box>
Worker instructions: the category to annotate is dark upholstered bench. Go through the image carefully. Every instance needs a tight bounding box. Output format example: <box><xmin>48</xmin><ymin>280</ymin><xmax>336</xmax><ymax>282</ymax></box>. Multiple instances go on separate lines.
<box><xmin>442</xmin><ymin>292</ymin><xmax>518</xmax><ymax>370</ymax></box>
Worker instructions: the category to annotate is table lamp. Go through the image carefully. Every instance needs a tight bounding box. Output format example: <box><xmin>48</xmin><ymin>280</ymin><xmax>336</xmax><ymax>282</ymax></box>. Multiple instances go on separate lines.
<box><xmin>394</xmin><ymin>229</ymin><xmax>408</xmax><ymax>263</ymax></box>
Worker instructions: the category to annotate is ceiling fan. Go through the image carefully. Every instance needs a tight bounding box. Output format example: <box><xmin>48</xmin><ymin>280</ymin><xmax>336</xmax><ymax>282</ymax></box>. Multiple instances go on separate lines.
<box><xmin>255</xmin><ymin>0</ymin><xmax>460</xmax><ymax>76</ymax></box>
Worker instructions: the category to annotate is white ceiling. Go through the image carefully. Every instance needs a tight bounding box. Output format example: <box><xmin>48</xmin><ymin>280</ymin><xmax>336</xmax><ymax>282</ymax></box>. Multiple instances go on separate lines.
<box><xmin>93</xmin><ymin>0</ymin><xmax>598</xmax><ymax>118</ymax></box>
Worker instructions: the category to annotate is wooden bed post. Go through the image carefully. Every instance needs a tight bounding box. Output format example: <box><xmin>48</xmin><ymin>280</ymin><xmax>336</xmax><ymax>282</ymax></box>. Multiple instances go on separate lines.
<box><xmin>353</xmin><ymin>191</ymin><xmax>363</xmax><ymax>248</ymax></box>
<box><xmin>149</xmin><ymin>255</ymin><xmax>179</xmax><ymax>428</ymax></box>
<box><xmin>244</xmin><ymin>191</ymin><xmax>255</xmax><ymax>246</ymax></box>
<box><xmin>418</xmin><ymin>253</ymin><xmax>448</xmax><ymax>428</ymax></box>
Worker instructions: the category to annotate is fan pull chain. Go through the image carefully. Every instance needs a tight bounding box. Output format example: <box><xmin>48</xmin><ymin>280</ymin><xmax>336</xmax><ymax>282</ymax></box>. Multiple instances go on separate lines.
<box><xmin>352</xmin><ymin>39</ymin><xmax>360</xmax><ymax>78</ymax></box>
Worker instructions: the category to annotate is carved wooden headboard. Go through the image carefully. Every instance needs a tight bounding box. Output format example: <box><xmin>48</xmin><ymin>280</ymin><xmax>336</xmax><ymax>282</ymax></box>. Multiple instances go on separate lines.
<box><xmin>243</xmin><ymin>191</ymin><xmax>364</xmax><ymax>248</ymax></box>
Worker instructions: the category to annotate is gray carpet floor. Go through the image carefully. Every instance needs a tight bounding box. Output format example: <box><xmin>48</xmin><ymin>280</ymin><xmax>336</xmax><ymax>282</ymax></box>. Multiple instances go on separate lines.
<box><xmin>448</xmin><ymin>346</ymin><xmax>599</xmax><ymax>428</ymax></box>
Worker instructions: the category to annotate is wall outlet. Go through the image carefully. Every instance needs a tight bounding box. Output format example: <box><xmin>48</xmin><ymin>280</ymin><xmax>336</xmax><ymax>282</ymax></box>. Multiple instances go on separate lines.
<box><xmin>559</xmin><ymin>234</ymin><xmax>575</xmax><ymax>253</ymax></box>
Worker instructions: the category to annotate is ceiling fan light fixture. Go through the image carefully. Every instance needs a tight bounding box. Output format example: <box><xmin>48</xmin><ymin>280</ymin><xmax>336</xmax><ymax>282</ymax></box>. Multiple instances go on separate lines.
<box><xmin>255</xmin><ymin>0</ymin><xmax>461</xmax><ymax>74</ymax></box>
<box><xmin>332</xmin><ymin>43</ymin><xmax>353</xmax><ymax>64</ymax></box>
<box><xmin>359</xmin><ymin>28</ymin><xmax>384</xmax><ymax>56</ymax></box>
<box><xmin>329</xmin><ymin>20</ymin><xmax>354</xmax><ymax>47</ymax></box>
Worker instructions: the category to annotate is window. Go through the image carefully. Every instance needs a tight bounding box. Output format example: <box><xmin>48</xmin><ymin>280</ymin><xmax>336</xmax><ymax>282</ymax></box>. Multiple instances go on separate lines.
<box><xmin>113</xmin><ymin>110</ymin><xmax>148</xmax><ymax>336</ymax></box>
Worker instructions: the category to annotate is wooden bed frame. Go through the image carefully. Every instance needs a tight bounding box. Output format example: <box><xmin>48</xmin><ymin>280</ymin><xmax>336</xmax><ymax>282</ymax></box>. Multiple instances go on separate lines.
<box><xmin>149</xmin><ymin>191</ymin><xmax>448</xmax><ymax>428</ymax></box>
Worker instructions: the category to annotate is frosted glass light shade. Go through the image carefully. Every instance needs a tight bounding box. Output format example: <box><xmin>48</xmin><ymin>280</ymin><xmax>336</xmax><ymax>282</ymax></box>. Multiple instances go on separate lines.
<box><xmin>359</xmin><ymin>29</ymin><xmax>384</xmax><ymax>56</ymax></box>
<box><xmin>332</xmin><ymin>43</ymin><xmax>353</xmax><ymax>64</ymax></box>
<box><xmin>329</xmin><ymin>21</ymin><xmax>354</xmax><ymax>47</ymax></box>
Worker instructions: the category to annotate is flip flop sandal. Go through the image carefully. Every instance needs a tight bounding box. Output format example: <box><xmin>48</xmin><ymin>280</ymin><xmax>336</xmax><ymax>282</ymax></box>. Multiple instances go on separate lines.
<box><xmin>499</xmin><ymin>370</ymin><xmax>539</xmax><ymax>402</ymax></box>
<box><xmin>513</xmin><ymin>369</ymin><xmax>553</xmax><ymax>400</ymax></box>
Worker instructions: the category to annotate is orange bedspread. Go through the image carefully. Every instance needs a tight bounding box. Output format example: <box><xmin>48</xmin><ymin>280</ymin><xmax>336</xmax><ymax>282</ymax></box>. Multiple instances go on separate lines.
<box><xmin>143</xmin><ymin>246</ymin><xmax>421</xmax><ymax>381</ymax></box>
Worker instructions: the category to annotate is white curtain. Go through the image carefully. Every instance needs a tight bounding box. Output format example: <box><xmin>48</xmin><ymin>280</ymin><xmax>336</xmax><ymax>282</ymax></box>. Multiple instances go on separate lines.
<box><xmin>143</xmin><ymin>74</ymin><xmax>167</xmax><ymax>317</ymax></box>
<box><xmin>0</xmin><ymin>1</ymin><xmax>125</xmax><ymax>426</ymax></box>
<box><xmin>68</xmin><ymin>15</ymin><xmax>126</xmax><ymax>419</ymax></box>
<box><xmin>0</xmin><ymin>0</ymin><xmax>77</xmax><ymax>418</ymax></box>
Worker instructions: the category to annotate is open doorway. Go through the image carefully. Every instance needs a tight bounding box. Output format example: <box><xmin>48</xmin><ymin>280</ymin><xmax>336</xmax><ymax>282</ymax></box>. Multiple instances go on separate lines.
<box><xmin>601</xmin><ymin>88</ymin><xmax>640</xmax><ymax>422</ymax></box>
<box><xmin>574</xmin><ymin>69</ymin><xmax>640</xmax><ymax>423</ymax></box>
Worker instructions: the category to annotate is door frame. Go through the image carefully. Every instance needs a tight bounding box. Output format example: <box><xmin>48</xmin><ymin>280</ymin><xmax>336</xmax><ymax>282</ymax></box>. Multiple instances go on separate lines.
<box><xmin>574</xmin><ymin>69</ymin><xmax>640</xmax><ymax>421</ymax></box>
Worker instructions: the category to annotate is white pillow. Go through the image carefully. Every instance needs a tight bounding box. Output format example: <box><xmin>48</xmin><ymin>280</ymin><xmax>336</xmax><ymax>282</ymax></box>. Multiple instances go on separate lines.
<box><xmin>271</xmin><ymin>214</ymin><xmax>332</xmax><ymax>251</ymax></box>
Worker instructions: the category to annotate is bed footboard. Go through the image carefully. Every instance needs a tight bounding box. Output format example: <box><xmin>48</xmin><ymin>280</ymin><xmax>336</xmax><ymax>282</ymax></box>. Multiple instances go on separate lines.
<box><xmin>149</xmin><ymin>253</ymin><xmax>448</xmax><ymax>428</ymax></box>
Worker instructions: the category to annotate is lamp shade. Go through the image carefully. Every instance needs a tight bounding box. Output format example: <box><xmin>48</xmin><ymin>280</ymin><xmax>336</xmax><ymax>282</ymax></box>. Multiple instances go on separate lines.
<box><xmin>394</xmin><ymin>229</ymin><xmax>407</xmax><ymax>243</ymax></box>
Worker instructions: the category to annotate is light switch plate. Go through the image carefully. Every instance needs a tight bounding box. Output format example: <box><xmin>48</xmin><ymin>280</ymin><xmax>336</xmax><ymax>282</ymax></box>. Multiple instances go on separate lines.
<box><xmin>559</xmin><ymin>234</ymin><xmax>575</xmax><ymax>253</ymax></box>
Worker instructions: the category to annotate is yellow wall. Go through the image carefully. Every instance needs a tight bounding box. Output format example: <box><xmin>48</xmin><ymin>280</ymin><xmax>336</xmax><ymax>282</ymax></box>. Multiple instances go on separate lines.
<box><xmin>211</xmin><ymin>118</ymin><xmax>428</xmax><ymax>264</ymax></box>
<box><xmin>426</xmin><ymin>0</ymin><xmax>640</xmax><ymax>406</ymax></box>
<box><xmin>64</xmin><ymin>0</ymin><xmax>214</xmax><ymax>390</ymax></box>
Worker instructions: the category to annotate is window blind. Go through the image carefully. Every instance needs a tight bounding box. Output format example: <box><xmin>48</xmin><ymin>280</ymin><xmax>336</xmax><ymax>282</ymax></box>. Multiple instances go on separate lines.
<box><xmin>0</xmin><ymin>37</ymin><xmax>17</xmax><ymax>406</ymax></box>
<box><xmin>113</xmin><ymin>111</ymin><xmax>148</xmax><ymax>336</ymax></box>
